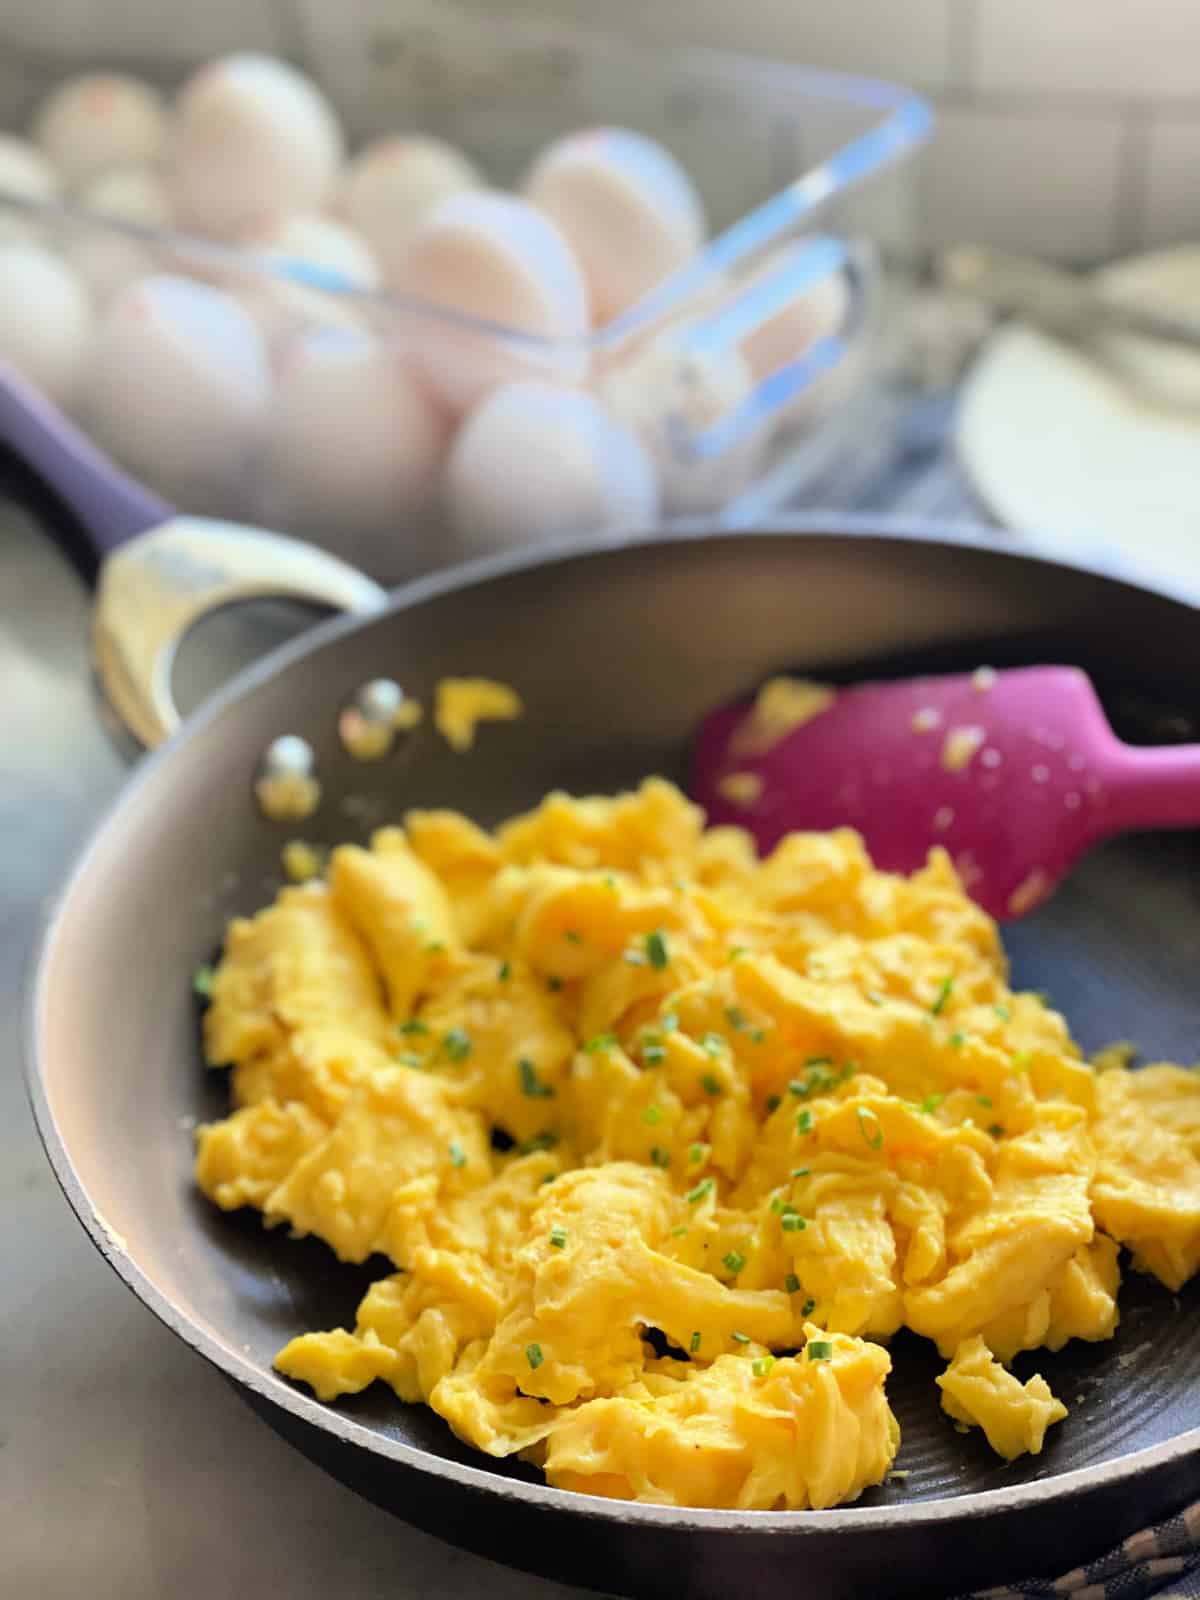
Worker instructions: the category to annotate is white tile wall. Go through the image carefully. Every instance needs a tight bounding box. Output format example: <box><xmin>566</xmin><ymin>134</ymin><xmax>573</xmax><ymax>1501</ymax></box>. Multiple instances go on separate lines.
<box><xmin>1144</xmin><ymin>119</ymin><xmax>1200</xmax><ymax>251</ymax></box>
<box><xmin>923</xmin><ymin>106</ymin><xmax>1125</xmax><ymax>260</ymax></box>
<box><xmin>974</xmin><ymin>0</ymin><xmax>1200</xmax><ymax>102</ymax></box>
<box><xmin>5</xmin><ymin>0</ymin><xmax>1200</xmax><ymax>264</ymax></box>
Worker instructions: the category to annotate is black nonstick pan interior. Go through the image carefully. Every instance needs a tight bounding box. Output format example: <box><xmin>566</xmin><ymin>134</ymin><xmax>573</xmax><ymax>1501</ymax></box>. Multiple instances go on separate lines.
<box><xmin>27</xmin><ymin>527</ymin><xmax>1200</xmax><ymax>1600</ymax></box>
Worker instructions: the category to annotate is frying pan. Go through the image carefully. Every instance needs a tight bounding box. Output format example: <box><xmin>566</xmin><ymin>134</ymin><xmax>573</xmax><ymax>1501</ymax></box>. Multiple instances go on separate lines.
<box><xmin>16</xmin><ymin>366</ymin><xmax>1200</xmax><ymax>1599</ymax></box>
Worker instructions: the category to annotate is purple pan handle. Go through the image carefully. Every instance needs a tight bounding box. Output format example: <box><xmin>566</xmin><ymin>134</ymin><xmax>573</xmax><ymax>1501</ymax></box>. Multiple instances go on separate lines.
<box><xmin>0</xmin><ymin>358</ymin><xmax>172</xmax><ymax>552</ymax></box>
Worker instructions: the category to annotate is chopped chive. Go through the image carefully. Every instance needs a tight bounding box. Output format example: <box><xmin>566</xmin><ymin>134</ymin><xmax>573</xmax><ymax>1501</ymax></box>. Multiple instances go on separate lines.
<box><xmin>550</xmin><ymin>1226</ymin><xmax>567</xmax><ymax>1249</ymax></box>
<box><xmin>671</xmin><ymin>1226</ymin><xmax>689</xmax><ymax>1238</ymax></box>
<box><xmin>948</xmin><ymin>1032</ymin><xmax>965</xmax><ymax>1049</ymax></box>
<box><xmin>988</xmin><ymin>1123</ymin><xmax>1005</xmax><ymax>1138</ymax></box>
<box><xmin>689</xmin><ymin>1330</ymin><xmax>701</xmax><ymax>1353</ymax></box>
<box><xmin>728</xmin><ymin>946</ymin><xmax>748</xmax><ymax>962</ymax></box>
<box><xmin>723</xmin><ymin>1250</ymin><xmax>746</xmax><ymax>1276</ymax></box>
<box><xmin>791</xmin><ymin>1166</ymin><xmax>810</xmax><ymax>1179</ymax></box>
<box><xmin>796</xmin><ymin>1109</ymin><xmax>813</xmax><ymax>1134</ymax></box>
<box><xmin>563</xmin><ymin>929</ymin><xmax>582</xmax><ymax>944</ymax></box>
<box><xmin>686</xmin><ymin>1177</ymin><xmax>714</xmax><ymax>1204</ymax></box>
<box><xmin>701</xmin><ymin>1073</ymin><xmax>722</xmax><ymax>1096</ymax></box>
<box><xmin>400</xmin><ymin>1051</ymin><xmax>424</xmax><ymax>1068</ymax></box>
<box><xmin>525</xmin><ymin>1343</ymin><xmax>544</xmax><ymax>1370</ymax></box>
<box><xmin>547</xmin><ymin>976</ymin><xmax>563</xmax><ymax>991</ymax></box>
<box><xmin>399</xmin><ymin>1018</ymin><xmax>428</xmax><ymax>1036</ymax></box>
<box><xmin>519</xmin><ymin>1057</ymin><xmax>554</xmax><ymax>1098</ymax></box>
<box><xmin>498</xmin><ymin>960</ymin><xmax>511</xmax><ymax>981</ymax></box>
<box><xmin>805</xmin><ymin>1055</ymin><xmax>834</xmax><ymax>1070</ymax></box>
<box><xmin>539</xmin><ymin>1171</ymin><xmax>556</xmax><ymax>1185</ymax></box>
<box><xmin>725</xmin><ymin>1006</ymin><xmax>748</xmax><ymax>1031</ymax></box>
<box><xmin>750</xmin><ymin>1028</ymin><xmax>766</xmax><ymax>1044</ymax></box>
<box><xmin>425</xmin><ymin>940</ymin><xmax>446</xmax><ymax>954</ymax></box>
<box><xmin>856</xmin><ymin>1107</ymin><xmax>884</xmax><ymax>1150</ymax></box>
<box><xmin>770</xmin><ymin>1196</ymin><xmax>798</xmax><ymax>1216</ymax></box>
<box><xmin>887</xmin><ymin>1469</ymin><xmax>910</xmax><ymax>1483</ymax></box>
<box><xmin>976</xmin><ymin>1094</ymin><xmax>993</xmax><ymax>1108</ymax></box>
<box><xmin>520</xmin><ymin>1131</ymin><xmax>558</xmax><ymax>1154</ymax></box>
<box><xmin>660</xmin><ymin>1012</ymin><xmax>678</xmax><ymax>1033</ymax></box>
<box><xmin>643</xmin><ymin>1105</ymin><xmax>664</xmax><ymax>1125</ymax></box>
<box><xmin>731</xmin><ymin>1331</ymin><xmax>751</xmax><ymax>1345</ymax></box>
<box><xmin>781</xmin><ymin>1214</ymin><xmax>807</xmax><ymax>1232</ymax></box>
<box><xmin>624</xmin><ymin>949</ymin><xmax>647</xmax><ymax>967</ymax></box>
<box><xmin>807</xmin><ymin>1340</ymin><xmax>834</xmax><ymax>1362</ymax></box>
<box><xmin>752</xmin><ymin>1356</ymin><xmax>776</xmax><ymax>1377</ymax></box>
<box><xmin>931</xmin><ymin>975</ymin><xmax>954</xmax><ymax>1015</ymax></box>
<box><xmin>865</xmin><ymin>990</ymin><xmax>885</xmax><ymax>1007</ymax></box>
<box><xmin>702</xmin><ymin>1032</ymin><xmax>727</xmax><ymax>1057</ymax></box>
<box><xmin>689</xmin><ymin>1143</ymin><xmax>706</xmax><ymax>1165</ymax></box>
<box><xmin>764</xmin><ymin>1094</ymin><xmax>781</xmax><ymax>1114</ymax></box>
<box><xmin>650</xmin><ymin>1146</ymin><xmax>671</xmax><ymax>1169</ymax></box>
<box><xmin>442</xmin><ymin>1028</ymin><xmax>472</xmax><ymax>1062</ymax></box>
<box><xmin>801</xmin><ymin>1298</ymin><xmax>816</xmax><ymax>1316</ymax></box>
<box><xmin>918</xmin><ymin>1093</ymin><xmax>945</xmax><ymax>1115</ymax></box>
<box><xmin>645</xmin><ymin>930</ymin><xmax>669</xmax><ymax>970</ymax></box>
<box><xmin>784</xmin><ymin>1273</ymin><xmax>801</xmax><ymax>1294</ymax></box>
<box><xmin>1012</xmin><ymin>1050</ymin><xmax>1032</xmax><ymax>1070</ymax></box>
<box><xmin>644</xmin><ymin>1043</ymin><xmax>667</xmax><ymax>1066</ymax></box>
<box><xmin>993</xmin><ymin>1003</ymin><xmax>1010</xmax><ymax>1020</ymax></box>
<box><xmin>604</xmin><ymin>874</ymin><xmax>617</xmax><ymax>890</ymax></box>
<box><xmin>192</xmin><ymin>964</ymin><xmax>215</xmax><ymax>998</ymax></box>
<box><xmin>840</xmin><ymin>1060</ymin><xmax>859</xmax><ymax>1081</ymax></box>
<box><xmin>584</xmin><ymin>1032</ymin><xmax>617</xmax><ymax>1054</ymax></box>
<box><xmin>448</xmin><ymin>1141</ymin><xmax>466</xmax><ymax>1168</ymax></box>
<box><xmin>789</xmin><ymin>1080</ymin><xmax>807</xmax><ymax>1098</ymax></box>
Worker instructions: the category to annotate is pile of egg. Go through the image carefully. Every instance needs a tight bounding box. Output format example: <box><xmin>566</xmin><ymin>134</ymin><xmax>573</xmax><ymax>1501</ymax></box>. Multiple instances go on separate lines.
<box><xmin>0</xmin><ymin>56</ymin><xmax>850</xmax><ymax>575</ymax></box>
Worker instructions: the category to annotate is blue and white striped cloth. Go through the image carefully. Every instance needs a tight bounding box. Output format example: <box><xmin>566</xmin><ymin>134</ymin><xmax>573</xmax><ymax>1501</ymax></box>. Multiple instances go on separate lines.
<box><xmin>964</xmin><ymin>1499</ymin><xmax>1200</xmax><ymax>1599</ymax></box>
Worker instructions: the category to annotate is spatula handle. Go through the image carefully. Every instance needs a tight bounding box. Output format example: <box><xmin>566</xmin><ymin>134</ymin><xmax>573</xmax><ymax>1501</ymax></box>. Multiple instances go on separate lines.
<box><xmin>1100</xmin><ymin>743</ymin><xmax>1200</xmax><ymax>833</ymax></box>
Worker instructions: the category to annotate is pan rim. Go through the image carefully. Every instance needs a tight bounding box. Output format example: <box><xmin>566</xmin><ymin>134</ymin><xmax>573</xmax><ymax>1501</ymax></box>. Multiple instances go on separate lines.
<box><xmin>24</xmin><ymin>514</ymin><xmax>1200</xmax><ymax>1540</ymax></box>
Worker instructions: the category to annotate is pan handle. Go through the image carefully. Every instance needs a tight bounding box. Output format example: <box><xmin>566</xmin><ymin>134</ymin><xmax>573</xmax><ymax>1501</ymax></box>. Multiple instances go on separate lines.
<box><xmin>0</xmin><ymin>357</ymin><xmax>173</xmax><ymax>550</ymax></box>
<box><xmin>0</xmin><ymin>357</ymin><xmax>388</xmax><ymax>749</ymax></box>
<box><xmin>94</xmin><ymin>518</ymin><xmax>388</xmax><ymax>749</ymax></box>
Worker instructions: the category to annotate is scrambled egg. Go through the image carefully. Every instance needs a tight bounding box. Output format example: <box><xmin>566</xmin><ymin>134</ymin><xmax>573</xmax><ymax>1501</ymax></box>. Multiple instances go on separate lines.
<box><xmin>194</xmin><ymin>778</ymin><xmax>1200</xmax><ymax>1510</ymax></box>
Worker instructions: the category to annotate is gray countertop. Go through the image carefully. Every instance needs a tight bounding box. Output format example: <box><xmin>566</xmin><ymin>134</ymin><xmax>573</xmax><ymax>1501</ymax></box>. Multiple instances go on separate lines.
<box><xmin>0</xmin><ymin>505</ymin><xmax>582</xmax><ymax>1600</ymax></box>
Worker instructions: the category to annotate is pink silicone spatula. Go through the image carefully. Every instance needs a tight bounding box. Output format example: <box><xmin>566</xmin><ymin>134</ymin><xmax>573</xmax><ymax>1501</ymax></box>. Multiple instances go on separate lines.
<box><xmin>691</xmin><ymin>666</ymin><xmax>1200</xmax><ymax>919</ymax></box>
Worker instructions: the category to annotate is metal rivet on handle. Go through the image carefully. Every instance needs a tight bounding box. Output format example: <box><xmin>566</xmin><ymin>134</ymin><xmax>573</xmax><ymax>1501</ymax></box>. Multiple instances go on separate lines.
<box><xmin>256</xmin><ymin>734</ymin><xmax>321</xmax><ymax>822</ymax></box>
<box><xmin>338</xmin><ymin>678</ymin><xmax>423</xmax><ymax>761</ymax></box>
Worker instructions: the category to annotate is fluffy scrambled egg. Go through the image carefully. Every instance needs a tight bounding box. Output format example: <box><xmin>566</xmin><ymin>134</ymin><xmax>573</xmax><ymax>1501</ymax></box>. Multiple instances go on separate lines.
<box><xmin>194</xmin><ymin>779</ymin><xmax>1200</xmax><ymax>1509</ymax></box>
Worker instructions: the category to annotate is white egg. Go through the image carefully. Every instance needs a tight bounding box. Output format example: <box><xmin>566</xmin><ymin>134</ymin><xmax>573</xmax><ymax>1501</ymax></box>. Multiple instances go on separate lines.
<box><xmin>339</xmin><ymin>135</ymin><xmax>482</xmax><ymax>288</ymax></box>
<box><xmin>444</xmin><ymin>381</ymin><xmax>658</xmax><ymax>555</ymax></box>
<box><xmin>257</xmin><ymin>328</ymin><xmax>444</xmax><ymax>574</ymax></box>
<box><xmin>0</xmin><ymin>243</ymin><xmax>91</xmax><ymax>405</ymax></box>
<box><xmin>33</xmin><ymin>73</ymin><xmax>166</xmax><ymax>189</ymax></box>
<box><xmin>523</xmin><ymin>128</ymin><xmax>705</xmax><ymax>325</ymax></box>
<box><xmin>598</xmin><ymin>328</ymin><xmax>765</xmax><ymax>515</ymax></box>
<box><xmin>82</xmin><ymin>275</ymin><xmax>270</xmax><ymax>514</ymax></box>
<box><xmin>394</xmin><ymin>191</ymin><xmax>589</xmax><ymax>415</ymax></box>
<box><xmin>65</xmin><ymin>165</ymin><xmax>169</xmax><ymax>305</ymax></box>
<box><xmin>170</xmin><ymin>54</ymin><xmax>343</xmax><ymax>239</ymax></box>
<box><xmin>239</xmin><ymin>212</ymin><xmax>380</xmax><ymax>291</ymax></box>
<box><xmin>0</xmin><ymin>135</ymin><xmax>58</xmax><ymax>243</ymax></box>
<box><xmin>234</xmin><ymin>278</ymin><xmax>364</xmax><ymax>363</ymax></box>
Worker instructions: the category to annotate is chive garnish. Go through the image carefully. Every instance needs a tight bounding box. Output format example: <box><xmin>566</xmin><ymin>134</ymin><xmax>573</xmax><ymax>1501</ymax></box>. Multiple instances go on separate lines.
<box><xmin>764</xmin><ymin>1094</ymin><xmax>781</xmax><ymax>1114</ymax></box>
<box><xmin>785</xmin><ymin>1273</ymin><xmax>801</xmax><ymax>1294</ymax></box>
<box><xmin>796</xmin><ymin>1109</ymin><xmax>813</xmax><ymax>1134</ymax></box>
<box><xmin>520</xmin><ymin>1131</ymin><xmax>558</xmax><ymax>1154</ymax></box>
<box><xmin>644</xmin><ymin>1043</ymin><xmax>667</xmax><ymax>1066</ymax></box>
<box><xmin>802</xmin><ymin>1298</ymin><xmax>816</xmax><ymax>1316</ymax></box>
<box><xmin>550</xmin><ymin>1226</ymin><xmax>567</xmax><ymax>1249</ymax></box>
<box><xmin>725</xmin><ymin>1006</ymin><xmax>747</xmax><ymax>1031</ymax></box>
<box><xmin>526</xmin><ymin>1343</ymin><xmax>544</xmax><ymax>1370</ymax></box>
<box><xmin>701</xmin><ymin>1073</ymin><xmax>722</xmax><ymax>1096</ymax></box>
<box><xmin>931</xmin><ymin>975</ymin><xmax>954</xmax><ymax>1015</ymax></box>
<box><xmin>547</xmin><ymin>976</ymin><xmax>563</xmax><ymax>991</ymax></box>
<box><xmin>702</xmin><ymin>1032</ymin><xmax>726</xmax><ymax>1057</ymax></box>
<box><xmin>643</xmin><ymin>1105</ymin><xmax>663</xmax><ymax>1125</ymax></box>
<box><xmin>192</xmin><ymin>965</ymin><xmax>214</xmax><ymax>998</ymax></box>
<box><xmin>442</xmin><ymin>1028</ymin><xmax>472</xmax><ymax>1062</ymax></box>
<box><xmin>519</xmin><ymin>1057</ymin><xmax>554</xmax><ymax>1098</ymax></box>
<box><xmin>585</xmin><ymin>1033</ymin><xmax>617</xmax><ymax>1054</ymax></box>
<box><xmin>948</xmin><ymin>1032</ymin><xmax>965</xmax><ymax>1049</ymax></box>
<box><xmin>645</xmin><ymin>930</ymin><xmax>669</xmax><ymax>970</ymax></box>
<box><xmin>976</xmin><ymin>1094</ymin><xmax>993</xmax><ymax>1108</ymax></box>
<box><xmin>689</xmin><ymin>1143</ymin><xmax>706</xmax><ymax>1165</ymax></box>
<box><xmin>650</xmin><ymin>1147</ymin><xmax>671</xmax><ymax>1169</ymax></box>
<box><xmin>564</xmin><ymin>930</ymin><xmax>581</xmax><ymax>944</ymax></box>
<box><xmin>993</xmin><ymin>1003</ymin><xmax>1010</xmax><ymax>1020</ymax></box>
<box><xmin>399</xmin><ymin>1018</ymin><xmax>429</xmax><ymax>1035</ymax></box>
<box><xmin>731</xmin><ymin>1331</ymin><xmax>750</xmax><ymax>1344</ymax></box>
<box><xmin>448</xmin><ymin>1141</ymin><xmax>465</xmax><ymax>1168</ymax></box>
<box><xmin>660</xmin><ymin>1012</ymin><xmax>679</xmax><ymax>1033</ymax></box>
<box><xmin>498</xmin><ymin>960</ymin><xmax>511</xmax><ymax>981</ymax></box>
<box><xmin>686</xmin><ymin>1177</ymin><xmax>714</xmax><ymax>1204</ymax></box>
<box><xmin>857</xmin><ymin>1107</ymin><xmax>884</xmax><ymax>1150</ymax></box>
<box><xmin>781</xmin><ymin>1214</ymin><xmax>807</xmax><ymax>1232</ymax></box>
<box><xmin>752</xmin><ymin>1356</ymin><xmax>775</xmax><ymax>1378</ymax></box>
<box><xmin>918</xmin><ymin>1093</ymin><xmax>944</xmax><ymax>1115</ymax></box>
<box><xmin>689</xmin><ymin>1331</ymin><xmax>701</xmax><ymax>1353</ymax></box>
<box><xmin>723</xmin><ymin>1250</ymin><xmax>746</xmax><ymax>1276</ymax></box>
<box><xmin>791</xmin><ymin>1166</ymin><xmax>810</xmax><ymax>1179</ymax></box>
<box><xmin>807</xmin><ymin>1340</ymin><xmax>833</xmax><ymax>1362</ymax></box>
<box><xmin>988</xmin><ymin>1123</ymin><xmax>1005</xmax><ymax>1138</ymax></box>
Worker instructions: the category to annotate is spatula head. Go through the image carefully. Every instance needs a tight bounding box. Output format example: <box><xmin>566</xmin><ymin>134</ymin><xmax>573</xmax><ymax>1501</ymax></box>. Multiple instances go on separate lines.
<box><xmin>691</xmin><ymin>665</ymin><xmax>1120</xmax><ymax>919</ymax></box>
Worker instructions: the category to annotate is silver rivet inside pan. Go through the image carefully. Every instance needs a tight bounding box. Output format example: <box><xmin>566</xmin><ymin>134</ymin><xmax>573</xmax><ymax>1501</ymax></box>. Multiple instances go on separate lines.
<box><xmin>338</xmin><ymin>678</ymin><xmax>417</xmax><ymax>761</ymax></box>
<box><xmin>255</xmin><ymin>734</ymin><xmax>321</xmax><ymax>822</ymax></box>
